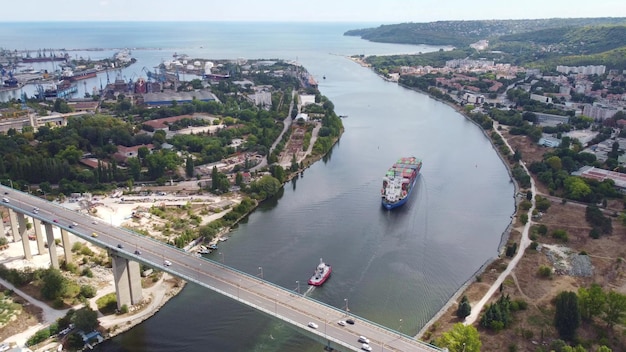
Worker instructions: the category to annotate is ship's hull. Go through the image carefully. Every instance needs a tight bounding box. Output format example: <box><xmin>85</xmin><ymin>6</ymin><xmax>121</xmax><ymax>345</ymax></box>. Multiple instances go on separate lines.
<box><xmin>69</xmin><ymin>72</ymin><xmax>98</xmax><ymax>81</ymax></box>
<box><xmin>381</xmin><ymin>156</ymin><xmax>422</xmax><ymax>210</ymax></box>
<box><xmin>382</xmin><ymin>175</ymin><xmax>417</xmax><ymax>210</ymax></box>
<box><xmin>308</xmin><ymin>266</ymin><xmax>332</xmax><ymax>286</ymax></box>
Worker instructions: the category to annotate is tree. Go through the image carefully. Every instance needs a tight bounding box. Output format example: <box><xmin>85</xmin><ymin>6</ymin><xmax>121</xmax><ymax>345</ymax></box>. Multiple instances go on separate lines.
<box><xmin>185</xmin><ymin>156</ymin><xmax>194</xmax><ymax>178</ymax></box>
<box><xmin>554</xmin><ymin>291</ymin><xmax>580</xmax><ymax>341</ymax></box>
<box><xmin>235</xmin><ymin>172</ymin><xmax>243</xmax><ymax>186</ymax></box>
<box><xmin>578</xmin><ymin>283</ymin><xmax>606</xmax><ymax>321</ymax></box>
<box><xmin>437</xmin><ymin>323</ymin><xmax>481</xmax><ymax>352</ymax></box>
<box><xmin>41</xmin><ymin>268</ymin><xmax>67</xmax><ymax>300</ymax></box>
<box><xmin>603</xmin><ymin>290</ymin><xmax>626</xmax><ymax>329</ymax></box>
<box><xmin>597</xmin><ymin>346</ymin><xmax>612</xmax><ymax>352</ymax></box>
<box><xmin>71</xmin><ymin>306</ymin><xmax>99</xmax><ymax>332</ymax></box>
<box><xmin>456</xmin><ymin>295</ymin><xmax>471</xmax><ymax>319</ymax></box>
<box><xmin>211</xmin><ymin>166</ymin><xmax>219</xmax><ymax>191</ymax></box>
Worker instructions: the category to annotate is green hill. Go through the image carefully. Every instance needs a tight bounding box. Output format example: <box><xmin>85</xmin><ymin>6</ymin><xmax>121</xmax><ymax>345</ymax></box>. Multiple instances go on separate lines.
<box><xmin>345</xmin><ymin>18</ymin><xmax>626</xmax><ymax>47</ymax></box>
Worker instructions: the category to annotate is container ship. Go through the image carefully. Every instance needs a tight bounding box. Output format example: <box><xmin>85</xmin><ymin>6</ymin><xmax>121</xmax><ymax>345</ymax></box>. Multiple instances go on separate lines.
<box><xmin>308</xmin><ymin>258</ymin><xmax>331</xmax><ymax>286</ymax></box>
<box><xmin>381</xmin><ymin>156</ymin><xmax>422</xmax><ymax>210</ymax></box>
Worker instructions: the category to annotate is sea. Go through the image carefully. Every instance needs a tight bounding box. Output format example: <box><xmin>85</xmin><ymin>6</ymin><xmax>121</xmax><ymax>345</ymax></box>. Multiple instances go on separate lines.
<box><xmin>0</xmin><ymin>22</ymin><xmax>515</xmax><ymax>351</ymax></box>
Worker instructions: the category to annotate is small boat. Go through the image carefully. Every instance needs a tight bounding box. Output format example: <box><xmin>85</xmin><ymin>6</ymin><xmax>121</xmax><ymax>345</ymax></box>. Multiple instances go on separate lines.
<box><xmin>207</xmin><ymin>244</ymin><xmax>218</xmax><ymax>250</ymax></box>
<box><xmin>198</xmin><ymin>246</ymin><xmax>211</xmax><ymax>254</ymax></box>
<box><xmin>308</xmin><ymin>258</ymin><xmax>331</xmax><ymax>286</ymax></box>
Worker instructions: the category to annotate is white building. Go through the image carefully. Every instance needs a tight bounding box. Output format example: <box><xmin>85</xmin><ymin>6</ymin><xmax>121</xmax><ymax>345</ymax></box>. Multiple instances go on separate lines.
<box><xmin>556</xmin><ymin>65</ymin><xmax>606</xmax><ymax>75</ymax></box>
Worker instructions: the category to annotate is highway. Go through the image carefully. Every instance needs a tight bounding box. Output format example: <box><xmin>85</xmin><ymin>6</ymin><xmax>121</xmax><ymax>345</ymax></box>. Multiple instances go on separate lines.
<box><xmin>1</xmin><ymin>185</ymin><xmax>442</xmax><ymax>352</ymax></box>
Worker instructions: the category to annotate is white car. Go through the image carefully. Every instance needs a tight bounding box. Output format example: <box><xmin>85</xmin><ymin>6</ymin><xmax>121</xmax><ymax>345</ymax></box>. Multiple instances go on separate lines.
<box><xmin>1</xmin><ymin>198</ymin><xmax>8</xmax><ymax>203</ymax></box>
<box><xmin>337</xmin><ymin>320</ymin><xmax>346</xmax><ymax>326</ymax></box>
<box><xmin>164</xmin><ymin>260</ymin><xmax>172</xmax><ymax>266</ymax></box>
<box><xmin>358</xmin><ymin>336</ymin><xmax>370</xmax><ymax>344</ymax></box>
<box><xmin>307</xmin><ymin>322</ymin><xmax>318</xmax><ymax>329</ymax></box>
<box><xmin>361</xmin><ymin>344</ymin><xmax>372</xmax><ymax>351</ymax></box>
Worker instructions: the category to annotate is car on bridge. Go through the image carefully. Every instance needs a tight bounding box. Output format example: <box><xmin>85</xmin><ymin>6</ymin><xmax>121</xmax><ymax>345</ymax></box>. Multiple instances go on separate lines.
<box><xmin>117</xmin><ymin>244</ymin><xmax>123</xmax><ymax>249</ymax></box>
<box><xmin>361</xmin><ymin>344</ymin><xmax>372</xmax><ymax>351</ymax></box>
<box><xmin>307</xmin><ymin>322</ymin><xmax>318</xmax><ymax>329</ymax></box>
<box><xmin>2</xmin><ymin>198</ymin><xmax>8</xmax><ymax>203</ymax></box>
<box><xmin>134</xmin><ymin>250</ymin><xmax>141</xmax><ymax>255</ymax></box>
<box><xmin>358</xmin><ymin>336</ymin><xmax>370</xmax><ymax>344</ymax></box>
<box><xmin>91</xmin><ymin>232</ymin><xmax>98</xmax><ymax>238</ymax></box>
<box><xmin>337</xmin><ymin>320</ymin><xmax>346</xmax><ymax>326</ymax></box>
<box><xmin>164</xmin><ymin>260</ymin><xmax>172</xmax><ymax>266</ymax></box>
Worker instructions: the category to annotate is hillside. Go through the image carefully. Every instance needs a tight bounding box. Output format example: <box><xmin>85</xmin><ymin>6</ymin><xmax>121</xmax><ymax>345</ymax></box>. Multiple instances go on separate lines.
<box><xmin>362</xmin><ymin>23</ymin><xmax>626</xmax><ymax>72</ymax></box>
<box><xmin>345</xmin><ymin>18</ymin><xmax>626</xmax><ymax>47</ymax></box>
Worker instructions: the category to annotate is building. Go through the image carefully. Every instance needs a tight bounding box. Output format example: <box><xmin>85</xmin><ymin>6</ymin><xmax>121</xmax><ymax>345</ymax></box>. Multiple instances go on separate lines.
<box><xmin>530</xmin><ymin>93</ymin><xmax>553</xmax><ymax>104</ymax></box>
<box><xmin>299</xmin><ymin>94</ymin><xmax>316</xmax><ymax>106</ymax></box>
<box><xmin>463</xmin><ymin>93</ymin><xmax>484</xmax><ymax>104</ymax></box>
<box><xmin>113</xmin><ymin>144</ymin><xmax>154</xmax><ymax>163</ymax></box>
<box><xmin>142</xmin><ymin>90</ymin><xmax>219</xmax><ymax>107</ymax></box>
<box><xmin>556</xmin><ymin>65</ymin><xmax>606</xmax><ymax>75</ymax></box>
<box><xmin>573</xmin><ymin>166</ymin><xmax>626</xmax><ymax>191</ymax></box>
<box><xmin>583</xmin><ymin>103</ymin><xmax>620</xmax><ymax>120</ymax></box>
<box><xmin>538</xmin><ymin>136</ymin><xmax>561</xmax><ymax>147</ymax></box>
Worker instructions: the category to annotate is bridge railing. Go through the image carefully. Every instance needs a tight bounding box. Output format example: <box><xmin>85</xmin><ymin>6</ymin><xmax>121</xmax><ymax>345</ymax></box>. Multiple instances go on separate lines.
<box><xmin>7</xmin><ymin>188</ymin><xmax>443</xmax><ymax>351</ymax></box>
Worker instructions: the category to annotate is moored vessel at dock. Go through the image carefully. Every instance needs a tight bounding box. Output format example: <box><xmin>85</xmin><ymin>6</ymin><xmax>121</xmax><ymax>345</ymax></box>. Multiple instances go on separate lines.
<box><xmin>308</xmin><ymin>258</ymin><xmax>331</xmax><ymax>286</ymax></box>
<box><xmin>381</xmin><ymin>156</ymin><xmax>422</xmax><ymax>210</ymax></box>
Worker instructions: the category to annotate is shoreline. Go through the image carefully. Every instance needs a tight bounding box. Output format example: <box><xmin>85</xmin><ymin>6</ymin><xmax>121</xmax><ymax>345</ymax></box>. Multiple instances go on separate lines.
<box><xmin>390</xmin><ymin>82</ymin><xmax>520</xmax><ymax>338</ymax></box>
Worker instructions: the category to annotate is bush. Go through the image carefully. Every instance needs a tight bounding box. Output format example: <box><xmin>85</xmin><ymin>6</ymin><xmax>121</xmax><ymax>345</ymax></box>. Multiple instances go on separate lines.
<box><xmin>538</xmin><ymin>265</ymin><xmax>553</xmax><ymax>278</ymax></box>
<box><xmin>530</xmin><ymin>241</ymin><xmax>539</xmax><ymax>250</ymax></box>
<box><xmin>81</xmin><ymin>268</ymin><xmax>93</xmax><ymax>278</ymax></box>
<box><xmin>519</xmin><ymin>213</ymin><xmax>528</xmax><ymax>225</ymax></box>
<box><xmin>26</xmin><ymin>328</ymin><xmax>50</xmax><ymax>346</ymax></box>
<box><xmin>96</xmin><ymin>293</ymin><xmax>117</xmax><ymax>314</ymax></box>
<box><xmin>551</xmin><ymin>229</ymin><xmax>568</xmax><ymax>242</ymax></box>
<box><xmin>79</xmin><ymin>285</ymin><xmax>97</xmax><ymax>299</ymax></box>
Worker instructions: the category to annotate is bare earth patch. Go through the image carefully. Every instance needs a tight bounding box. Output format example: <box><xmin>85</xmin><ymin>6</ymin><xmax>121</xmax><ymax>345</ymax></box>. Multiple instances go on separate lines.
<box><xmin>423</xmin><ymin>125</ymin><xmax>626</xmax><ymax>351</ymax></box>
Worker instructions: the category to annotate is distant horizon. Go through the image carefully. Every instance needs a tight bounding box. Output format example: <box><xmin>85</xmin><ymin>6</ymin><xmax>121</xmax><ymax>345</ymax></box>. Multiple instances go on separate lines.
<box><xmin>5</xmin><ymin>0</ymin><xmax>626</xmax><ymax>23</ymax></box>
<box><xmin>2</xmin><ymin>16</ymin><xmax>626</xmax><ymax>24</ymax></box>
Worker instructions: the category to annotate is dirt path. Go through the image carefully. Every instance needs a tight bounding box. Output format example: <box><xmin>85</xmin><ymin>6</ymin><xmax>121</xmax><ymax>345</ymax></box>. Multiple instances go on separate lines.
<box><xmin>464</xmin><ymin>122</ymin><xmax>536</xmax><ymax>325</ymax></box>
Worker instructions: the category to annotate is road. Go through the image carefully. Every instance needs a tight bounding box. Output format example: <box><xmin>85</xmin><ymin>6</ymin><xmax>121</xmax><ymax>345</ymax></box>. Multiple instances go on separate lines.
<box><xmin>252</xmin><ymin>90</ymin><xmax>296</xmax><ymax>171</ymax></box>
<box><xmin>1</xmin><ymin>185</ymin><xmax>442</xmax><ymax>352</ymax></box>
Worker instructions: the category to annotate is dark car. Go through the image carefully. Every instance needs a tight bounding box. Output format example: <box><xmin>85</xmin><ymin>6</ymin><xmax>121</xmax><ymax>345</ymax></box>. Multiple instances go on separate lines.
<box><xmin>134</xmin><ymin>250</ymin><xmax>141</xmax><ymax>255</ymax></box>
<box><xmin>346</xmin><ymin>319</ymin><xmax>355</xmax><ymax>325</ymax></box>
<box><xmin>117</xmin><ymin>244</ymin><xmax>123</xmax><ymax>249</ymax></box>
<box><xmin>53</xmin><ymin>219</ymin><xmax>58</xmax><ymax>223</ymax></box>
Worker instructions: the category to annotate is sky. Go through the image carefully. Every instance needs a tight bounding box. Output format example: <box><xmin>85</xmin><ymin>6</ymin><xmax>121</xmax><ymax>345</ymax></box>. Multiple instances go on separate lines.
<box><xmin>7</xmin><ymin>0</ymin><xmax>626</xmax><ymax>23</ymax></box>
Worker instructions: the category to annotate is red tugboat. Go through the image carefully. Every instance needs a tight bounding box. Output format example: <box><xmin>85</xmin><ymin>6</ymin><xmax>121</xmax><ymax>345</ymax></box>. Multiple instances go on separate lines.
<box><xmin>308</xmin><ymin>258</ymin><xmax>331</xmax><ymax>286</ymax></box>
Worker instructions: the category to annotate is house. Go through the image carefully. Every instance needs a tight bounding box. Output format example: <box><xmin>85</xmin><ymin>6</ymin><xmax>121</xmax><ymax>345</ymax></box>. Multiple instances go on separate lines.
<box><xmin>113</xmin><ymin>144</ymin><xmax>154</xmax><ymax>163</ymax></box>
<box><xmin>463</xmin><ymin>93</ymin><xmax>485</xmax><ymax>104</ymax></box>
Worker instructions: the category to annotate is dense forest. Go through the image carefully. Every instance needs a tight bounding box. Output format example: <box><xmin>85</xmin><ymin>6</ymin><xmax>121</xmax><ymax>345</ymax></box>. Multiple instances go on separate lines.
<box><xmin>344</xmin><ymin>18</ymin><xmax>626</xmax><ymax>47</ymax></box>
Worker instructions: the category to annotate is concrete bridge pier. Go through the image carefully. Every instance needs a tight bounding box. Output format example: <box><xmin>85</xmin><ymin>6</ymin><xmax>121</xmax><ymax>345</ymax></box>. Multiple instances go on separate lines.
<box><xmin>111</xmin><ymin>254</ymin><xmax>143</xmax><ymax>309</ymax></box>
<box><xmin>16</xmin><ymin>212</ymin><xmax>32</xmax><ymax>260</ymax></box>
<box><xmin>7</xmin><ymin>209</ymin><xmax>20</xmax><ymax>242</ymax></box>
<box><xmin>33</xmin><ymin>218</ymin><xmax>46</xmax><ymax>255</ymax></box>
<box><xmin>43</xmin><ymin>222</ymin><xmax>59</xmax><ymax>269</ymax></box>
<box><xmin>60</xmin><ymin>229</ymin><xmax>72</xmax><ymax>264</ymax></box>
<box><xmin>0</xmin><ymin>211</ymin><xmax>5</xmax><ymax>239</ymax></box>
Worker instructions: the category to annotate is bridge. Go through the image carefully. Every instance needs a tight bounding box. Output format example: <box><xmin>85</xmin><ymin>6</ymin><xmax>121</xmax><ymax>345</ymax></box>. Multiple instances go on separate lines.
<box><xmin>0</xmin><ymin>185</ymin><xmax>443</xmax><ymax>352</ymax></box>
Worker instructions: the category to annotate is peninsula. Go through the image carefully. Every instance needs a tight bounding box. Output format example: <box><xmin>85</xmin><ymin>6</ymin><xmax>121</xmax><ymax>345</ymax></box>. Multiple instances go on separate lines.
<box><xmin>0</xmin><ymin>55</ymin><xmax>343</xmax><ymax>351</ymax></box>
